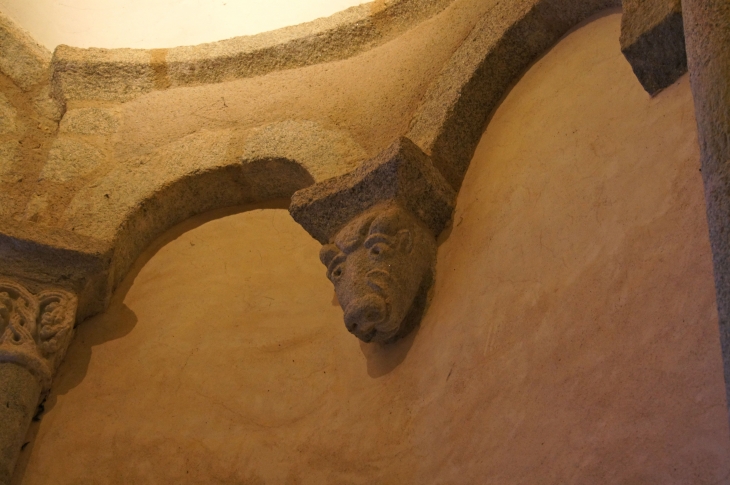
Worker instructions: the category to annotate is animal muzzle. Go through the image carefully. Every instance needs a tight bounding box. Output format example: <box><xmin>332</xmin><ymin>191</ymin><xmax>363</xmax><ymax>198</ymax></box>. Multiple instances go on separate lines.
<box><xmin>343</xmin><ymin>294</ymin><xmax>388</xmax><ymax>338</ymax></box>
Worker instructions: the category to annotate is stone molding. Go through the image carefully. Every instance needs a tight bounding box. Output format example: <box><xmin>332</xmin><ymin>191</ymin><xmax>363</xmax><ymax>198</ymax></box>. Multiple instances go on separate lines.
<box><xmin>407</xmin><ymin>0</ymin><xmax>621</xmax><ymax>190</ymax></box>
<box><xmin>290</xmin><ymin>137</ymin><xmax>455</xmax><ymax>244</ymax></box>
<box><xmin>620</xmin><ymin>0</ymin><xmax>687</xmax><ymax>96</ymax></box>
<box><xmin>50</xmin><ymin>0</ymin><xmax>455</xmax><ymax>103</ymax></box>
<box><xmin>0</xmin><ymin>278</ymin><xmax>77</xmax><ymax>391</ymax></box>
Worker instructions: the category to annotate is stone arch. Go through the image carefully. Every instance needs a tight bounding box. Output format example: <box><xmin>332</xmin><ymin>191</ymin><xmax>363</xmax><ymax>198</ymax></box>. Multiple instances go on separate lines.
<box><xmin>55</xmin><ymin>120</ymin><xmax>368</xmax><ymax>317</ymax></box>
<box><xmin>407</xmin><ymin>0</ymin><xmax>621</xmax><ymax>190</ymax></box>
<box><xmin>49</xmin><ymin>0</ymin><xmax>457</xmax><ymax>104</ymax></box>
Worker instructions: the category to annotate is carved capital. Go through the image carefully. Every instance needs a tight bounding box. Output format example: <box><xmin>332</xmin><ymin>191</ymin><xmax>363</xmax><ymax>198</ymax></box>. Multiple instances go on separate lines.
<box><xmin>0</xmin><ymin>278</ymin><xmax>77</xmax><ymax>391</ymax></box>
<box><xmin>290</xmin><ymin>137</ymin><xmax>453</xmax><ymax>343</ymax></box>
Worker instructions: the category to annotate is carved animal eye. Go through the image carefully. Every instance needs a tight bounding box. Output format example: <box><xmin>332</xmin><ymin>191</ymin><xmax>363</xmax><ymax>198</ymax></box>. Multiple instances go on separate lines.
<box><xmin>326</xmin><ymin>254</ymin><xmax>346</xmax><ymax>282</ymax></box>
<box><xmin>329</xmin><ymin>264</ymin><xmax>344</xmax><ymax>282</ymax></box>
<box><xmin>369</xmin><ymin>243</ymin><xmax>387</xmax><ymax>257</ymax></box>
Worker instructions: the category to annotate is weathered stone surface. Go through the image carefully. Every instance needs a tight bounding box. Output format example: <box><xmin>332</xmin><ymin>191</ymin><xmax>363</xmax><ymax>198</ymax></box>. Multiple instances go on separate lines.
<box><xmin>0</xmin><ymin>193</ymin><xmax>12</xmax><ymax>219</ymax></box>
<box><xmin>290</xmin><ymin>137</ymin><xmax>455</xmax><ymax>245</ymax></box>
<box><xmin>240</xmin><ymin>158</ymin><xmax>315</xmax><ymax>202</ymax></box>
<box><xmin>0</xmin><ymin>93</ymin><xmax>17</xmax><ymax>135</ymax></box>
<box><xmin>620</xmin><ymin>0</ymin><xmax>686</xmax><ymax>96</ymax></box>
<box><xmin>23</xmin><ymin>195</ymin><xmax>48</xmax><ymax>223</ymax></box>
<box><xmin>241</xmin><ymin>120</ymin><xmax>367</xmax><ymax>182</ymax></box>
<box><xmin>320</xmin><ymin>202</ymin><xmax>436</xmax><ymax>343</ymax></box>
<box><xmin>0</xmin><ymin>217</ymin><xmax>111</xmax><ymax>322</ymax></box>
<box><xmin>40</xmin><ymin>137</ymin><xmax>105</xmax><ymax>183</ymax></box>
<box><xmin>0</xmin><ymin>279</ymin><xmax>77</xmax><ymax>390</ymax></box>
<box><xmin>31</xmin><ymin>86</ymin><xmax>64</xmax><ymax>122</ymax></box>
<box><xmin>682</xmin><ymin>0</ymin><xmax>730</xmax><ymax>419</ymax></box>
<box><xmin>62</xmin><ymin>129</ymin><xmax>253</xmax><ymax>297</ymax></box>
<box><xmin>0</xmin><ymin>363</ymin><xmax>40</xmax><ymax>485</ymax></box>
<box><xmin>0</xmin><ymin>142</ymin><xmax>18</xmax><ymax>183</ymax></box>
<box><xmin>0</xmin><ymin>278</ymin><xmax>77</xmax><ymax>483</ymax></box>
<box><xmin>59</xmin><ymin>107</ymin><xmax>119</xmax><ymax>135</ymax></box>
<box><xmin>291</xmin><ymin>138</ymin><xmax>451</xmax><ymax>343</ymax></box>
<box><xmin>407</xmin><ymin>0</ymin><xmax>620</xmax><ymax>189</ymax></box>
<box><xmin>50</xmin><ymin>0</ymin><xmax>455</xmax><ymax>103</ymax></box>
<box><xmin>0</xmin><ymin>11</ymin><xmax>51</xmax><ymax>91</ymax></box>
<box><xmin>62</xmin><ymin>130</ymin><xmax>239</xmax><ymax>237</ymax></box>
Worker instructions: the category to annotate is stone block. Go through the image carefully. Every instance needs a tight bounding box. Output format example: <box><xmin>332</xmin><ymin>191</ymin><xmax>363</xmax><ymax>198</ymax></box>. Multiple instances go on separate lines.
<box><xmin>23</xmin><ymin>195</ymin><xmax>48</xmax><ymax>223</ymax></box>
<box><xmin>289</xmin><ymin>137</ymin><xmax>455</xmax><ymax>244</ymax></box>
<box><xmin>40</xmin><ymin>137</ymin><xmax>105</xmax><ymax>183</ymax></box>
<box><xmin>0</xmin><ymin>11</ymin><xmax>51</xmax><ymax>91</ymax></box>
<box><xmin>32</xmin><ymin>86</ymin><xmax>64</xmax><ymax>122</ymax></box>
<box><xmin>620</xmin><ymin>0</ymin><xmax>687</xmax><ymax>96</ymax></box>
<box><xmin>49</xmin><ymin>0</ymin><xmax>453</xmax><ymax>103</ymax></box>
<box><xmin>0</xmin><ymin>93</ymin><xmax>16</xmax><ymax>135</ymax></box>
<box><xmin>60</xmin><ymin>107</ymin><xmax>120</xmax><ymax>135</ymax></box>
<box><xmin>0</xmin><ymin>141</ymin><xmax>18</xmax><ymax>182</ymax></box>
<box><xmin>240</xmin><ymin>120</ymin><xmax>367</xmax><ymax>182</ymax></box>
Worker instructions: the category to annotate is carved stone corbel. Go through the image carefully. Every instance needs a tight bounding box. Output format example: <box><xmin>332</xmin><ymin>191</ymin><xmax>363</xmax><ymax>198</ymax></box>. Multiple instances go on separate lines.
<box><xmin>290</xmin><ymin>137</ymin><xmax>455</xmax><ymax>343</ymax></box>
<box><xmin>0</xmin><ymin>278</ymin><xmax>77</xmax><ymax>483</ymax></box>
<box><xmin>0</xmin><ymin>279</ymin><xmax>77</xmax><ymax>392</ymax></box>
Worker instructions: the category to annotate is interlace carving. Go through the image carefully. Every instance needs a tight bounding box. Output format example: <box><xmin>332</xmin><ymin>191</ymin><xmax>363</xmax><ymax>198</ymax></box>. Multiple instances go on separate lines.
<box><xmin>0</xmin><ymin>279</ymin><xmax>77</xmax><ymax>390</ymax></box>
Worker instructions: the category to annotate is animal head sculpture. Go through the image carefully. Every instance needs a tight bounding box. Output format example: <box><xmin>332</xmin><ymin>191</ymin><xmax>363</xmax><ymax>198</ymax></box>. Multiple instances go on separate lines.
<box><xmin>319</xmin><ymin>202</ymin><xmax>436</xmax><ymax>343</ymax></box>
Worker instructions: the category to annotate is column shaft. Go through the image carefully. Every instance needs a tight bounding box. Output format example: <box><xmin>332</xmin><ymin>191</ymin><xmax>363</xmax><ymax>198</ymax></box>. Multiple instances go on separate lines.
<box><xmin>682</xmin><ymin>0</ymin><xmax>730</xmax><ymax>416</ymax></box>
<box><xmin>0</xmin><ymin>363</ymin><xmax>41</xmax><ymax>484</ymax></box>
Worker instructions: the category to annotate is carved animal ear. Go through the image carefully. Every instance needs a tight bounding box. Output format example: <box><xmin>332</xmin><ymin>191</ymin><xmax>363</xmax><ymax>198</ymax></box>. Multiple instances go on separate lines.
<box><xmin>396</xmin><ymin>229</ymin><xmax>413</xmax><ymax>253</ymax></box>
<box><xmin>319</xmin><ymin>244</ymin><xmax>340</xmax><ymax>267</ymax></box>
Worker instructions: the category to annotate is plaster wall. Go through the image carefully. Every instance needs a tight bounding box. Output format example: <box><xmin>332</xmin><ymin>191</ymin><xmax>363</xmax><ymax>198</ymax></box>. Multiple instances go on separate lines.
<box><xmin>0</xmin><ymin>0</ymin><xmax>368</xmax><ymax>50</ymax></box>
<box><xmin>13</xmin><ymin>12</ymin><xmax>730</xmax><ymax>484</ymax></box>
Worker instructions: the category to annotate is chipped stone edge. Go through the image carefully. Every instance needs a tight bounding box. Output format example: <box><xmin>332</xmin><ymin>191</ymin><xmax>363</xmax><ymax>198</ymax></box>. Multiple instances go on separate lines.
<box><xmin>0</xmin><ymin>10</ymin><xmax>52</xmax><ymax>90</ymax></box>
<box><xmin>50</xmin><ymin>0</ymin><xmax>455</xmax><ymax>103</ymax></box>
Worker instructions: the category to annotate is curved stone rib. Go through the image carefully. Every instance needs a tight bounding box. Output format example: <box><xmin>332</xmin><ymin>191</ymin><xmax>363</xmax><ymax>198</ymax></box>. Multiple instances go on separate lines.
<box><xmin>50</xmin><ymin>0</ymin><xmax>455</xmax><ymax>103</ymax></box>
<box><xmin>407</xmin><ymin>0</ymin><xmax>620</xmax><ymax>190</ymax></box>
<box><xmin>0</xmin><ymin>11</ymin><xmax>51</xmax><ymax>91</ymax></box>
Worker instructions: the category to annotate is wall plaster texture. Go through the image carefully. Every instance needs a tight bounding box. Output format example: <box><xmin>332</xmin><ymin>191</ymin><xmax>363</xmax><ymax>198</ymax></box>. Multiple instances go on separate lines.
<box><xmin>9</xmin><ymin>12</ymin><xmax>730</xmax><ymax>484</ymax></box>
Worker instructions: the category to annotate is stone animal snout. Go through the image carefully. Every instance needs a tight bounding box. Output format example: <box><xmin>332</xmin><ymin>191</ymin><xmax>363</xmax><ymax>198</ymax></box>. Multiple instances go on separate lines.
<box><xmin>343</xmin><ymin>291</ymin><xmax>387</xmax><ymax>336</ymax></box>
<box><xmin>319</xmin><ymin>203</ymin><xmax>436</xmax><ymax>343</ymax></box>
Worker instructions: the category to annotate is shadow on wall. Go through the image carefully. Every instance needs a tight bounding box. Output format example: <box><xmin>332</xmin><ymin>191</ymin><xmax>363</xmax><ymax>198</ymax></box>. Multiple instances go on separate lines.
<box><xmin>360</xmin><ymin>317</ymin><xmax>419</xmax><ymax>378</ymax></box>
<box><xmin>11</xmin><ymin>199</ymin><xmax>293</xmax><ymax>484</ymax></box>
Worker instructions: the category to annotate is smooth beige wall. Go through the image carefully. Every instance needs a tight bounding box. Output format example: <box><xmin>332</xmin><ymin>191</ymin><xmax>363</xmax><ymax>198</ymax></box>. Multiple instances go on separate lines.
<box><xmin>0</xmin><ymin>0</ymin><xmax>367</xmax><ymax>49</ymax></box>
<box><xmin>12</xmin><ymin>11</ymin><xmax>730</xmax><ymax>484</ymax></box>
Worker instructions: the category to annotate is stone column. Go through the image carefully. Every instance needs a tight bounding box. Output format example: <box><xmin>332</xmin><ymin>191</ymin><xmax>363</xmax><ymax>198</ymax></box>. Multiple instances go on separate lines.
<box><xmin>0</xmin><ymin>279</ymin><xmax>77</xmax><ymax>483</ymax></box>
<box><xmin>681</xmin><ymin>1</ymin><xmax>730</xmax><ymax>416</ymax></box>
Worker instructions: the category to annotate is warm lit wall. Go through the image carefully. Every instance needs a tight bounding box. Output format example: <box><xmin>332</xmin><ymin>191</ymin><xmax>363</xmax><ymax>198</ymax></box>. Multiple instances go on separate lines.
<box><xmin>13</xmin><ymin>11</ymin><xmax>730</xmax><ymax>484</ymax></box>
<box><xmin>0</xmin><ymin>0</ymin><xmax>367</xmax><ymax>49</ymax></box>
